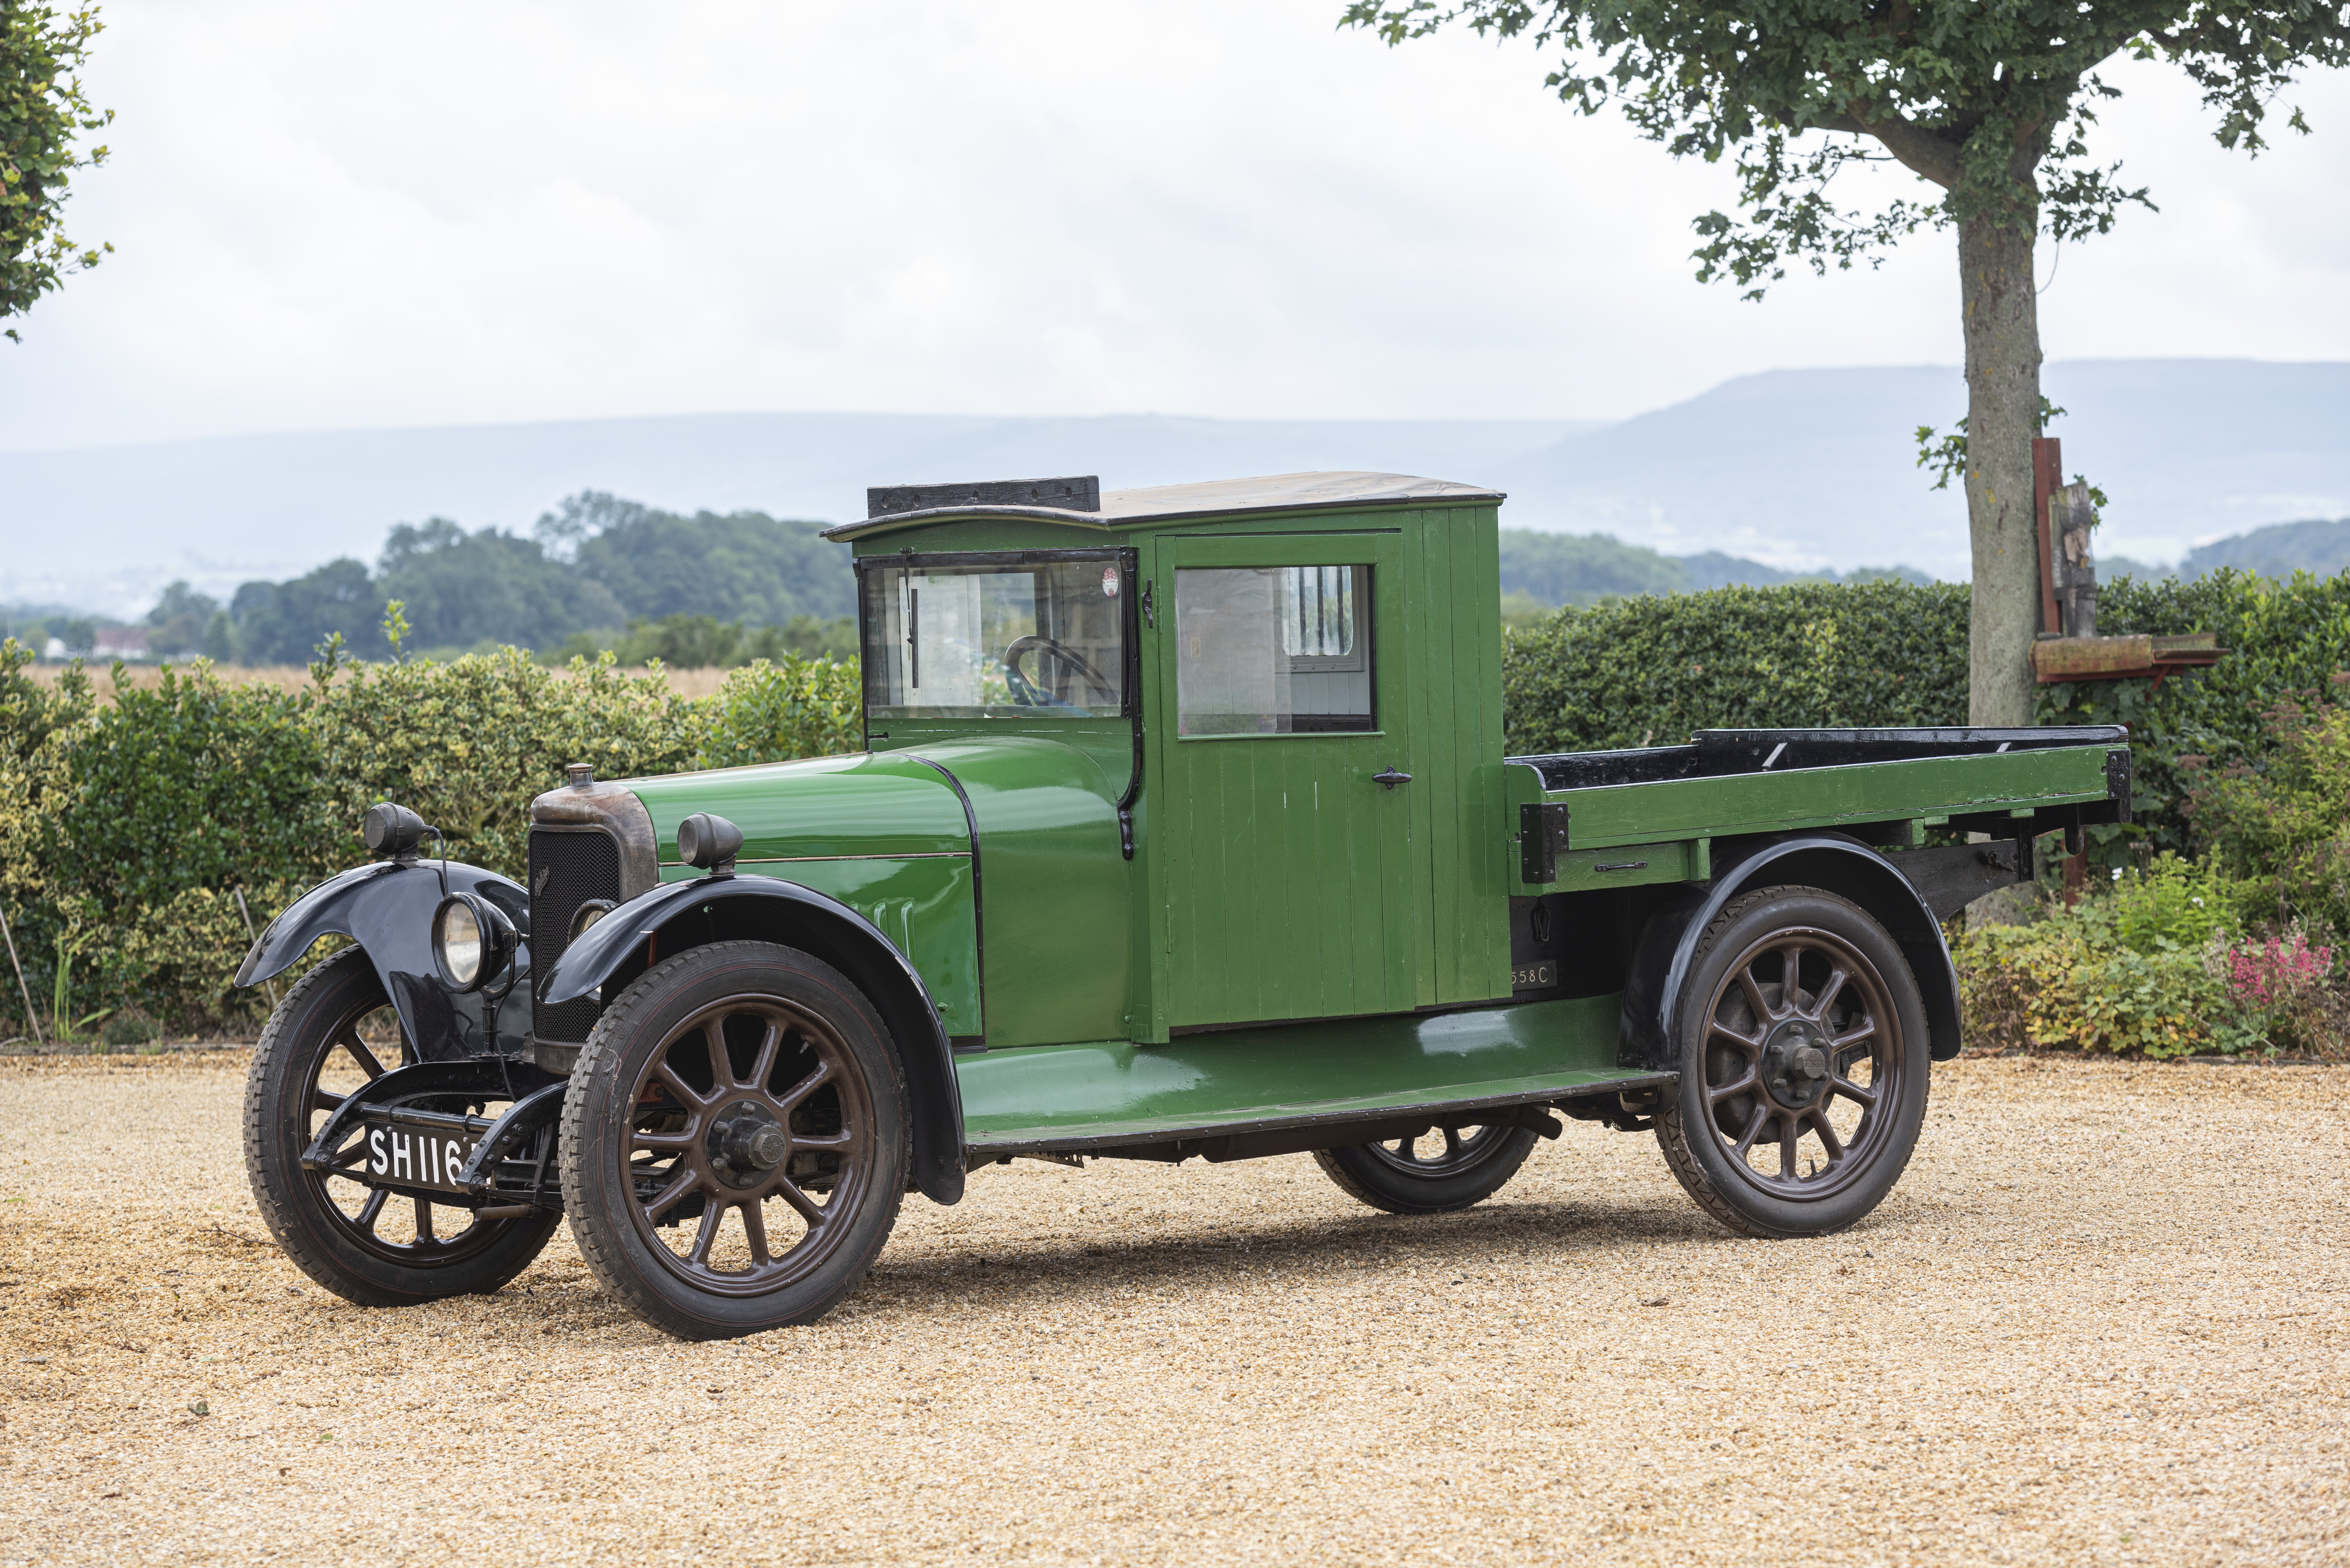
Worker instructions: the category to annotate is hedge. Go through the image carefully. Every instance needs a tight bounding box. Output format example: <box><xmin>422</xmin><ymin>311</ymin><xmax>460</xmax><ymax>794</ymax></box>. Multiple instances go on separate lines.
<box><xmin>1501</xmin><ymin>581</ymin><xmax>1972</xmax><ymax>756</ymax></box>
<box><xmin>11</xmin><ymin>566</ymin><xmax>2350</xmax><ymax>1044</ymax></box>
<box><xmin>1503</xmin><ymin>571</ymin><xmax>2350</xmax><ymax>859</ymax></box>
<box><xmin>2039</xmin><ymin>569</ymin><xmax>2350</xmax><ymax>856</ymax></box>
<box><xmin>0</xmin><ymin>641</ymin><xmax>860</xmax><ymax>1040</ymax></box>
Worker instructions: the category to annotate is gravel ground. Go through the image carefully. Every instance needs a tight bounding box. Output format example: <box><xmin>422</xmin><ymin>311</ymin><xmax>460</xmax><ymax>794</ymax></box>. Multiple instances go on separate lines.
<box><xmin>2</xmin><ymin>1051</ymin><xmax>2344</xmax><ymax>1566</ymax></box>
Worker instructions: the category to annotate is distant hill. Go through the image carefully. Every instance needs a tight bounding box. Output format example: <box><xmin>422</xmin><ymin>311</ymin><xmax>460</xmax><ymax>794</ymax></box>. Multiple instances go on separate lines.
<box><xmin>2094</xmin><ymin>517</ymin><xmax>2350</xmax><ymax>583</ymax></box>
<box><xmin>1485</xmin><ymin>359</ymin><xmax>2350</xmax><ymax>581</ymax></box>
<box><xmin>2179</xmin><ymin>518</ymin><xmax>2350</xmax><ymax>579</ymax></box>
<box><xmin>4</xmin><ymin>358</ymin><xmax>2343</xmax><ymax>618</ymax></box>
<box><xmin>1498</xmin><ymin>531</ymin><xmax>1933</xmax><ymax>607</ymax></box>
<box><xmin>2</xmin><ymin>413</ymin><xmax>1584</xmax><ymax>620</ymax></box>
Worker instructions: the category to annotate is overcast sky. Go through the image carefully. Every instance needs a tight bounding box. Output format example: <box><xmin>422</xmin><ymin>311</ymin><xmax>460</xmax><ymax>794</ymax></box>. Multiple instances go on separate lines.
<box><xmin>1</xmin><ymin>0</ymin><xmax>2344</xmax><ymax>452</ymax></box>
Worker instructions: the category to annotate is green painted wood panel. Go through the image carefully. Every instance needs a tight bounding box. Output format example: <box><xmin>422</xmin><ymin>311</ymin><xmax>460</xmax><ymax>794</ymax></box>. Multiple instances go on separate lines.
<box><xmin>1157</xmin><ymin>531</ymin><xmax>1415</xmax><ymax>1027</ymax></box>
<box><xmin>1440</xmin><ymin>508</ymin><xmax>1510</xmax><ymax>1003</ymax></box>
<box><xmin>1549</xmin><ymin>745</ymin><xmax>2119</xmax><ymax>848</ymax></box>
<box><xmin>958</xmin><ymin>992</ymin><xmax>1625</xmax><ymax>1145</ymax></box>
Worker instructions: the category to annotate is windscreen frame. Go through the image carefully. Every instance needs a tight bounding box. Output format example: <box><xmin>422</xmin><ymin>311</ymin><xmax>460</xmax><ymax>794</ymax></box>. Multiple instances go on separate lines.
<box><xmin>853</xmin><ymin>547</ymin><xmax>1141</xmax><ymax>731</ymax></box>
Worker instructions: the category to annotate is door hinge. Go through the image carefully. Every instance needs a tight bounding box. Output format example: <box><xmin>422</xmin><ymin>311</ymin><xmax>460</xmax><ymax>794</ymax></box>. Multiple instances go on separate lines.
<box><xmin>1519</xmin><ymin>803</ymin><xmax>1572</xmax><ymax>884</ymax></box>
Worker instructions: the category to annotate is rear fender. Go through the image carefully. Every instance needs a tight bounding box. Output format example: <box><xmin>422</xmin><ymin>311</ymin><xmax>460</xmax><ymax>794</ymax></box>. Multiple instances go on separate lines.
<box><xmin>1619</xmin><ymin>834</ymin><xmax>1962</xmax><ymax>1072</ymax></box>
<box><xmin>545</xmin><ymin>875</ymin><xmax>967</xmax><ymax>1207</ymax></box>
<box><xmin>232</xmin><ymin>860</ymin><xmax>532</xmax><ymax>1059</ymax></box>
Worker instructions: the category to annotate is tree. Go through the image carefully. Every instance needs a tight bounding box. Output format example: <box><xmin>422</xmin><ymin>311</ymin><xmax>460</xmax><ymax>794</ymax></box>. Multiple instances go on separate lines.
<box><xmin>144</xmin><ymin>580</ymin><xmax>220</xmax><ymax>658</ymax></box>
<box><xmin>53</xmin><ymin>614</ymin><xmax>93</xmax><ymax>656</ymax></box>
<box><xmin>230</xmin><ymin>559</ymin><xmax>379</xmax><ymax>666</ymax></box>
<box><xmin>565</xmin><ymin>497</ymin><xmax>856</xmax><ymax>625</ymax></box>
<box><xmin>2</xmin><ymin>2</ymin><xmax>112</xmax><ymax>343</ymax></box>
<box><xmin>375</xmin><ymin>519</ymin><xmax>625</xmax><ymax>654</ymax></box>
<box><xmin>199</xmin><ymin>609</ymin><xmax>237</xmax><ymax>663</ymax></box>
<box><xmin>1343</xmin><ymin>1</ymin><xmax>2350</xmax><ymax>725</ymax></box>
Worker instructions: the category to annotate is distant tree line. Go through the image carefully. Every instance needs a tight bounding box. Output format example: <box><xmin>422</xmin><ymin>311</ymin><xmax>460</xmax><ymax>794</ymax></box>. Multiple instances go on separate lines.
<box><xmin>176</xmin><ymin>493</ymin><xmax>857</xmax><ymax>666</ymax></box>
<box><xmin>15</xmin><ymin>510</ymin><xmax>2347</xmax><ymax>667</ymax></box>
<box><xmin>1497</xmin><ymin>529</ymin><xmax>1934</xmax><ymax>622</ymax></box>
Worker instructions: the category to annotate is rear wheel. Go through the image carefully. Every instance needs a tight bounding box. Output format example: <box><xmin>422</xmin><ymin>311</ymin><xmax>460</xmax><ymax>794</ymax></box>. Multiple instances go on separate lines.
<box><xmin>1313</xmin><ymin>1121</ymin><xmax>1539</xmax><ymax>1215</ymax></box>
<box><xmin>242</xmin><ymin>947</ymin><xmax>559</xmax><ymax>1305</ymax></box>
<box><xmin>1655</xmin><ymin>886</ymin><xmax>1930</xmax><ymax>1238</ymax></box>
<box><xmin>559</xmin><ymin>941</ymin><xmax>909</xmax><ymax>1340</ymax></box>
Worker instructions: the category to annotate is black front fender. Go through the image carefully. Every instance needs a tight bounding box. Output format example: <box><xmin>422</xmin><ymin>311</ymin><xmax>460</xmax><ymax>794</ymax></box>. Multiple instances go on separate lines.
<box><xmin>234</xmin><ymin>859</ymin><xmax>532</xmax><ymax>1059</ymax></box>
<box><xmin>1620</xmin><ymin>834</ymin><xmax>1963</xmax><ymax>1072</ymax></box>
<box><xmin>546</xmin><ymin>874</ymin><xmax>967</xmax><ymax>1207</ymax></box>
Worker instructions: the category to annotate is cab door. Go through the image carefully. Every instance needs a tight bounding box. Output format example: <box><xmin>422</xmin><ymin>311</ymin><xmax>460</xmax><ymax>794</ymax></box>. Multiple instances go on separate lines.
<box><xmin>1154</xmin><ymin>531</ymin><xmax>1415</xmax><ymax>1027</ymax></box>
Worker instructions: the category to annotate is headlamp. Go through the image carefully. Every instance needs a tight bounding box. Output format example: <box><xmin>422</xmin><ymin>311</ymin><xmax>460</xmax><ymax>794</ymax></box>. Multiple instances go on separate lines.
<box><xmin>431</xmin><ymin>891</ymin><xmax>517</xmax><ymax>993</ymax></box>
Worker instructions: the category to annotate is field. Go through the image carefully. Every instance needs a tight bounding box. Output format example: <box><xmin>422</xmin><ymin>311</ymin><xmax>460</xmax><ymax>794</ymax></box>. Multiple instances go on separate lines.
<box><xmin>1</xmin><ymin>1052</ymin><xmax>2344</xmax><ymax>1565</ymax></box>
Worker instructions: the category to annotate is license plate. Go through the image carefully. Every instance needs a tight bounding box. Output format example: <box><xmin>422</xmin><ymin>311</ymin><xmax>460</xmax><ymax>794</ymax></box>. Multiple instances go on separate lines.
<box><xmin>1512</xmin><ymin>960</ymin><xmax>1558</xmax><ymax>989</ymax></box>
<box><xmin>358</xmin><ymin>1121</ymin><xmax>480</xmax><ymax>1194</ymax></box>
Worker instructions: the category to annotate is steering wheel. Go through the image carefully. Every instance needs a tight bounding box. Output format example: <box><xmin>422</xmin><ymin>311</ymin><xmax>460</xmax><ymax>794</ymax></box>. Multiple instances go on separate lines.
<box><xmin>1001</xmin><ymin>636</ymin><xmax>1119</xmax><ymax>709</ymax></box>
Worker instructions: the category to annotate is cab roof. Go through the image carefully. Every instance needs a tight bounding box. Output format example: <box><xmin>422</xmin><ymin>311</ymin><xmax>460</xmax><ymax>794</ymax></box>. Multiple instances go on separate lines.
<box><xmin>822</xmin><ymin>470</ymin><xmax>1504</xmax><ymax>544</ymax></box>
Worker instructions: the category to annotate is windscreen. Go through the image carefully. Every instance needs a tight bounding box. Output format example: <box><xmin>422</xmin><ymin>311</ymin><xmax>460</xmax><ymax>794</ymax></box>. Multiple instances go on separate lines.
<box><xmin>862</xmin><ymin>556</ymin><xmax>1129</xmax><ymax>719</ymax></box>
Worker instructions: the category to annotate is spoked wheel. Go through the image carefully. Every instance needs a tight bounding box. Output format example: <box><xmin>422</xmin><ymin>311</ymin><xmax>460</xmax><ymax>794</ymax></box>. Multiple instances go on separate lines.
<box><xmin>243</xmin><ymin>947</ymin><xmax>559</xmax><ymax>1305</ymax></box>
<box><xmin>1314</xmin><ymin>1119</ymin><xmax>1539</xmax><ymax>1215</ymax></box>
<box><xmin>1656</xmin><ymin>886</ymin><xmax>1930</xmax><ymax>1237</ymax></box>
<box><xmin>561</xmin><ymin>941</ymin><xmax>908</xmax><ymax>1339</ymax></box>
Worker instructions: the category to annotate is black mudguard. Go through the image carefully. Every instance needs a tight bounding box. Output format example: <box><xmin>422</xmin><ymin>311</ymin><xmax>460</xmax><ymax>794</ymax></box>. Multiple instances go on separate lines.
<box><xmin>1620</xmin><ymin>834</ymin><xmax>1964</xmax><ymax>1072</ymax></box>
<box><xmin>544</xmin><ymin>873</ymin><xmax>968</xmax><ymax>1207</ymax></box>
<box><xmin>233</xmin><ymin>860</ymin><xmax>533</xmax><ymax>1059</ymax></box>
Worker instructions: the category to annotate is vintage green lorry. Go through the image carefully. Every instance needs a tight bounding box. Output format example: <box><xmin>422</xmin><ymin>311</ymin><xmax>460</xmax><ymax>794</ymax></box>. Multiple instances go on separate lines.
<box><xmin>237</xmin><ymin>471</ymin><xmax>2131</xmax><ymax>1339</ymax></box>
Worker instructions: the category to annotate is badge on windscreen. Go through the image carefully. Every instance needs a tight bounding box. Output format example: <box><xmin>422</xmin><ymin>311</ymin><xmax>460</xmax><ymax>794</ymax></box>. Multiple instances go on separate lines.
<box><xmin>1102</xmin><ymin>566</ymin><xmax>1120</xmax><ymax>597</ymax></box>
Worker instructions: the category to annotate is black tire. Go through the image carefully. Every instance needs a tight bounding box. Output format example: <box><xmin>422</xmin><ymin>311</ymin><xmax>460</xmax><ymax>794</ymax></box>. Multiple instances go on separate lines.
<box><xmin>559</xmin><ymin>941</ymin><xmax>909</xmax><ymax>1340</ymax></box>
<box><xmin>1313</xmin><ymin>1121</ymin><xmax>1540</xmax><ymax>1215</ymax></box>
<box><xmin>243</xmin><ymin>946</ymin><xmax>560</xmax><ymax>1306</ymax></box>
<box><xmin>1655</xmin><ymin>886</ymin><xmax>1931</xmax><ymax>1238</ymax></box>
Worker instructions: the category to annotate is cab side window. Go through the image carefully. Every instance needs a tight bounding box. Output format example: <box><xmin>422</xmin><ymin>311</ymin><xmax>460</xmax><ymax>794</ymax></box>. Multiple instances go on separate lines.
<box><xmin>1174</xmin><ymin>565</ymin><xmax>1373</xmax><ymax>735</ymax></box>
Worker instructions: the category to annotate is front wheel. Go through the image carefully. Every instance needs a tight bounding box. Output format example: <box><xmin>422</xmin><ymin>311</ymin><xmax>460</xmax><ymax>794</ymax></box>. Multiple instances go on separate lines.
<box><xmin>1313</xmin><ymin>1121</ymin><xmax>1540</xmax><ymax>1215</ymax></box>
<box><xmin>243</xmin><ymin>947</ymin><xmax>559</xmax><ymax>1305</ymax></box>
<box><xmin>559</xmin><ymin>941</ymin><xmax>909</xmax><ymax>1340</ymax></box>
<box><xmin>1655</xmin><ymin>886</ymin><xmax>1931</xmax><ymax>1238</ymax></box>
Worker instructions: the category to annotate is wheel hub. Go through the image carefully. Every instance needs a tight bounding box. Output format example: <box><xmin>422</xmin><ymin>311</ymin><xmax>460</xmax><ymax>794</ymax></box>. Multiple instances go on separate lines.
<box><xmin>1761</xmin><ymin>1024</ymin><xmax>1832</xmax><ymax>1109</ymax></box>
<box><xmin>707</xmin><ymin>1100</ymin><xmax>788</xmax><ymax>1189</ymax></box>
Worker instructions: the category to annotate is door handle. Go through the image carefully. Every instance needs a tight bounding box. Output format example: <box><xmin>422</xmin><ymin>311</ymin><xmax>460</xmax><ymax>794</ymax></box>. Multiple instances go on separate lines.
<box><xmin>1371</xmin><ymin>767</ymin><xmax>1412</xmax><ymax>789</ymax></box>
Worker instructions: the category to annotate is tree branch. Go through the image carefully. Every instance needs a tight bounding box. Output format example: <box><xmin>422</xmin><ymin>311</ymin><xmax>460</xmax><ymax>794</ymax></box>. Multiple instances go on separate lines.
<box><xmin>1839</xmin><ymin>102</ymin><xmax>1962</xmax><ymax>189</ymax></box>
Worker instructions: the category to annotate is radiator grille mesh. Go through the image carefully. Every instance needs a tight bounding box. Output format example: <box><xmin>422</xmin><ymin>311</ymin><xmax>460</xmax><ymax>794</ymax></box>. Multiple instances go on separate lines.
<box><xmin>529</xmin><ymin>828</ymin><xmax>621</xmax><ymax>1045</ymax></box>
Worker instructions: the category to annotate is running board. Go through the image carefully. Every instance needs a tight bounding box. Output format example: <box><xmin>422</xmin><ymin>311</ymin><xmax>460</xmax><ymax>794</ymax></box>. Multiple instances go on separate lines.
<box><xmin>955</xmin><ymin>994</ymin><xmax>1671</xmax><ymax>1157</ymax></box>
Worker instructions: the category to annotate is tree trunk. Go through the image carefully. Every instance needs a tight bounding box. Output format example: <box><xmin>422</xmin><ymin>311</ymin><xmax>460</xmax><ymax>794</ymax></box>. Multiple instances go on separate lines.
<box><xmin>1957</xmin><ymin>214</ymin><xmax>2043</xmax><ymax>729</ymax></box>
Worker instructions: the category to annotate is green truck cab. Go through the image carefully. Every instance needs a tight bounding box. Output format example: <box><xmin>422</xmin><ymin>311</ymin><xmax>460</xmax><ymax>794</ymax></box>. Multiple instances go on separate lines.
<box><xmin>236</xmin><ymin>472</ymin><xmax>2131</xmax><ymax>1340</ymax></box>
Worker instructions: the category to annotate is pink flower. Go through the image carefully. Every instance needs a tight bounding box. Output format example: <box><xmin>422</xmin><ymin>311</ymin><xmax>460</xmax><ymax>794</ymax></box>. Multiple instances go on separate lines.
<box><xmin>2224</xmin><ymin>933</ymin><xmax>2332</xmax><ymax>1009</ymax></box>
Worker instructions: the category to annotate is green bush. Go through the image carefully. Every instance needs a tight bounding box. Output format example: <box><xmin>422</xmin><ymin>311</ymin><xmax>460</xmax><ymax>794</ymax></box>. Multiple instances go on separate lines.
<box><xmin>309</xmin><ymin>643</ymin><xmax>709</xmax><ymax>882</ymax></box>
<box><xmin>1502</xmin><ymin>581</ymin><xmax>1970</xmax><ymax>756</ymax></box>
<box><xmin>0</xmin><ymin>639</ymin><xmax>862</xmax><ymax>1037</ymax></box>
<box><xmin>2040</xmin><ymin>569</ymin><xmax>2350</xmax><ymax>859</ymax></box>
<box><xmin>701</xmin><ymin>657</ymin><xmax>864</xmax><ymax>770</ymax></box>
<box><xmin>2185</xmin><ymin>697</ymin><xmax>2350</xmax><ymax>937</ymax></box>
<box><xmin>1502</xmin><ymin>569</ymin><xmax>2350</xmax><ymax>867</ymax></box>
<box><xmin>1955</xmin><ymin>857</ymin><xmax>2263</xmax><ymax>1059</ymax></box>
